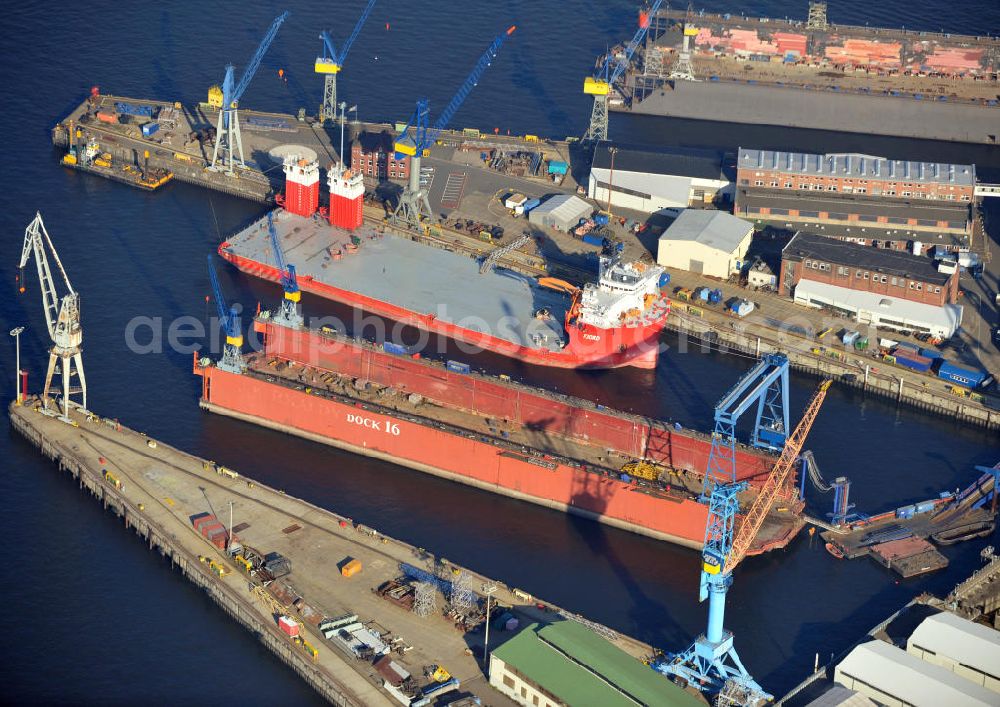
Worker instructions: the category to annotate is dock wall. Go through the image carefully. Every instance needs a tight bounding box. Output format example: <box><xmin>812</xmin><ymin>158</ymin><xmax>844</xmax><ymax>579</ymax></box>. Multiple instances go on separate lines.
<box><xmin>666</xmin><ymin>313</ymin><xmax>1000</xmax><ymax>430</ymax></box>
<box><xmin>9</xmin><ymin>408</ymin><xmax>361</xmax><ymax>706</ymax></box>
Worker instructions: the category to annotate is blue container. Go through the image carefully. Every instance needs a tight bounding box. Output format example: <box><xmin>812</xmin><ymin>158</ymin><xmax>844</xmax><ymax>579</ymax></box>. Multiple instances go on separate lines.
<box><xmin>915</xmin><ymin>500</ymin><xmax>936</xmax><ymax>514</ymax></box>
<box><xmin>522</xmin><ymin>197</ymin><xmax>540</xmax><ymax>213</ymax></box>
<box><xmin>895</xmin><ymin>341</ymin><xmax>920</xmax><ymax>353</ymax></box>
<box><xmin>547</xmin><ymin>160</ymin><xmax>568</xmax><ymax>175</ymax></box>
<box><xmin>709</xmin><ymin>288</ymin><xmax>723</xmax><ymax>304</ymax></box>
<box><xmin>919</xmin><ymin>348</ymin><xmax>943</xmax><ymax>360</ymax></box>
<box><xmin>895</xmin><ymin>505</ymin><xmax>915</xmax><ymax>519</ymax></box>
<box><xmin>698</xmin><ymin>287</ymin><xmax>710</xmax><ymax>302</ymax></box>
<box><xmin>446</xmin><ymin>360</ymin><xmax>471</xmax><ymax>374</ymax></box>
<box><xmin>936</xmin><ymin>361</ymin><xmax>987</xmax><ymax>389</ymax></box>
<box><xmin>383</xmin><ymin>342</ymin><xmax>407</xmax><ymax>356</ymax></box>
<box><xmin>619</xmin><ymin>473</ymin><xmax>632</xmax><ymax>483</ymax></box>
<box><xmin>115</xmin><ymin>101</ymin><xmax>154</xmax><ymax>117</ymax></box>
<box><xmin>582</xmin><ymin>233</ymin><xmax>604</xmax><ymax>247</ymax></box>
<box><xmin>141</xmin><ymin>122</ymin><xmax>160</xmax><ymax>137</ymax></box>
<box><xmin>894</xmin><ymin>353</ymin><xmax>931</xmax><ymax>373</ymax></box>
<box><xmin>593</xmin><ymin>213</ymin><xmax>610</xmax><ymax>227</ymax></box>
<box><xmin>658</xmin><ymin>272</ymin><xmax>671</xmax><ymax>287</ymax></box>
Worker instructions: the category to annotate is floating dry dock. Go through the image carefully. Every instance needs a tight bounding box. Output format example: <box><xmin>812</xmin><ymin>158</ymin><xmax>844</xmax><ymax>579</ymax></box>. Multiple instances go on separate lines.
<box><xmin>10</xmin><ymin>398</ymin><xmax>686</xmax><ymax>705</ymax></box>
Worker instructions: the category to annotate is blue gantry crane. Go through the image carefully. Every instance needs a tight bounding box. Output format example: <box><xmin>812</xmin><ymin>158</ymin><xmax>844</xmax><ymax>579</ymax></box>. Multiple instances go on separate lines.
<box><xmin>207</xmin><ymin>256</ymin><xmax>245</xmax><ymax>374</ymax></box>
<box><xmin>210</xmin><ymin>11</ymin><xmax>290</xmax><ymax>174</ymax></box>
<box><xmin>654</xmin><ymin>354</ymin><xmax>832</xmax><ymax>705</ymax></box>
<box><xmin>266</xmin><ymin>211</ymin><xmax>303</xmax><ymax>327</ymax></box>
<box><xmin>315</xmin><ymin>0</ymin><xmax>377</xmax><ymax>123</ymax></box>
<box><xmin>583</xmin><ymin>0</ymin><xmax>663</xmax><ymax>142</ymax></box>
<box><xmin>392</xmin><ymin>25</ymin><xmax>516</xmax><ymax>227</ymax></box>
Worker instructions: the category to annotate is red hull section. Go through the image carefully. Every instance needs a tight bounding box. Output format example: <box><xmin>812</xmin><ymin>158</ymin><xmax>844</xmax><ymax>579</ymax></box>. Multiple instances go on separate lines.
<box><xmin>260</xmin><ymin>321</ymin><xmax>774</xmax><ymax>486</ymax></box>
<box><xmin>198</xmin><ymin>365</ymin><xmax>712</xmax><ymax>547</ymax></box>
<box><xmin>219</xmin><ymin>250</ymin><xmax>667</xmax><ymax>370</ymax></box>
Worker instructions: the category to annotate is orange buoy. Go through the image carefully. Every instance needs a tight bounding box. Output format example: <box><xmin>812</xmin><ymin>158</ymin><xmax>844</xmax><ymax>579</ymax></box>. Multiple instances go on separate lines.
<box><xmin>278</xmin><ymin>68</ymin><xmax>284</xmax><ymax>78</ymax></box>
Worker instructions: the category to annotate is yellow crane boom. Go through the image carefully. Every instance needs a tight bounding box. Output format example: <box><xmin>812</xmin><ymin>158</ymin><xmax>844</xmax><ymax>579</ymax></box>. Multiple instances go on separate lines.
<box><xmin>728</xmin><ymin>380</ymin><xmax>832</xmax><ymax>570</ymax></box>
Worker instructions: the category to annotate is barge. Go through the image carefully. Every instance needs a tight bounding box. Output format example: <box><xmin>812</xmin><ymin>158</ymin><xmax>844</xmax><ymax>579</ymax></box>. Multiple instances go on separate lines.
<box><xmin>195</xmin><ymin>316</ymin><xmax>804</xmax><ymax>551</ymax></box>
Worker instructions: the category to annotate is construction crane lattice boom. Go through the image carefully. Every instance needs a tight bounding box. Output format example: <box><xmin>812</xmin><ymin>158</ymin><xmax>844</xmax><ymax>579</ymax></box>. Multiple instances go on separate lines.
<box><xmin>317</xmin><ymin>0</ymin><xmax>377</xmax><ymax>123</ymax></box>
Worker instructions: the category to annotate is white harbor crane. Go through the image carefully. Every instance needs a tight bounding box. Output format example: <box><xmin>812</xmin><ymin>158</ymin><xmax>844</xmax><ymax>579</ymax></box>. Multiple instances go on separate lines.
<box><xmin>18</xmin><ymin>213</ymin><xmax>87</xmax><ymax>420</ymax></box>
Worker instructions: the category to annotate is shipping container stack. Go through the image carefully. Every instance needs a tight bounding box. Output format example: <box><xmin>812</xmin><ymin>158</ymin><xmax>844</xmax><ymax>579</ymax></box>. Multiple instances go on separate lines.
<box><xmin>327</xmin><ymin>163</ymin><xmax>364</xmax><ymax>230</ymax></box>
<box><xmin>282</xmin><ymin>155</ymin><xmax>320</xmax><ymax>218</ymax></box>
<box><xmin>190</xmin><ymin>512</ymin><xmax>233</xmax><ymax>550</ymax></box>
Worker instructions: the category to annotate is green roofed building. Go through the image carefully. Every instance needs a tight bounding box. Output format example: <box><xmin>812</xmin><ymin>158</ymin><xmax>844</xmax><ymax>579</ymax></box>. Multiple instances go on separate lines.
<box><xmin>488</xmin><ymin>621</ymin><xmax>704</xmax><ymax>707</ymax></box>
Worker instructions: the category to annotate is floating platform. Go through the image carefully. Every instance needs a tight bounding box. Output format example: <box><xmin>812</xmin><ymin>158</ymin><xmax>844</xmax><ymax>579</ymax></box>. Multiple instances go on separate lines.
<box><xmin>869</xmin><ymin>537</ymin><xmax>949</xmax><ymax>579</ymax></box>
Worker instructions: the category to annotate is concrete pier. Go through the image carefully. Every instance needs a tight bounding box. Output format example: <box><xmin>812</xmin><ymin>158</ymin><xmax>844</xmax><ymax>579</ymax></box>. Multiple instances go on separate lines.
<box><xmin>9</xmin><ymin>398</ymin><xmax>670</xmax><ymax>705</ymax></box>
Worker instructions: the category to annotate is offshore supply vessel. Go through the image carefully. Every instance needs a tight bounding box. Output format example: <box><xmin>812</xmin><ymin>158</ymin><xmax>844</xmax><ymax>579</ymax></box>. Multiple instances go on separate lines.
<box><xmin>194</xmin><ymin>314</ymin><xmax>803</xmax><ymax>551</ymax></box>
<box><xmin>219</xmin><ymin>157</ymin><xmax>670</xmax><ymax>370</ymax></box>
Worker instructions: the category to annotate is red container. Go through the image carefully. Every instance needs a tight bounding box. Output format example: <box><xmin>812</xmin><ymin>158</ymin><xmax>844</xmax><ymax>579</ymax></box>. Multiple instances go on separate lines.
<box><xmin>192</xmin><ymin>513</ymin><xmax>217</xmax><ymax>531</ymax></box>
<box><xmin>201</xmin><ymin>521</ymin><xmax>225</xmax><ymax>538</ymax></box>
<box><xmin>278</xmin><ymin>616</ymin><xmax>300</xmax><ymax>636</ymax></box>
<box><xmin>205</xmin><ymin>525</ymin><xmax>228</xmax><ymax>541</ymax></box>
<box><xmin>96</xmin><ymin>111</ymin><xmax>118</xmax><ymax>124</ymax></box>
<box><xmin>209</xmin><ymin>533</ymin><xmax>228</xmax><ymax>550</ymax></box>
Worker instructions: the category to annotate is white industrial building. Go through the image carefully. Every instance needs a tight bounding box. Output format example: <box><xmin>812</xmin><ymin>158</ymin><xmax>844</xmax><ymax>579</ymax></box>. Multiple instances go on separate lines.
<box><xmin>907</xmin><ymin>612</ymin><xmax>1000</xmax><ymax>693</ymax></box>
<box><xmin>589</xmin><ymin>141</ymin><xmax>735</xmax><ymax>214</ymax></box>
<box><xmin>792</xmin><ymin>280</ymin><xmax>964</xmax><ymax>338</ymax></box>
<box><xmin>657</xmin><ymin>209</ymin><xmax>754</xmax><ymax>279</ymax></box>
<box><xmin>747</xmin><ymin>257</ymin><xmax>777</xmax><ymax>288</ymax></box>
<box><xmin>527</xmin><ymin>194</ymin><xmax>592</xmax><ymax>232</ymax></box>
<box><xmin>835</xmin><ymin>640</ymin><xmax>1000</xmax><ymax>707</ymax></box>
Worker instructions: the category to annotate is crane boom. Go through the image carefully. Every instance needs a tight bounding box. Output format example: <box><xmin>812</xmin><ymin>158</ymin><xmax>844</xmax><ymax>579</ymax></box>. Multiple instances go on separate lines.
<box><xmin>603</xmin><ymin>0</ymin><xmax>662</xmax><ymax>87</ymax></box>
<box><xmin>267</xmin><ymin>212</ymin><xmax>303</xmax><ymax>327</ymax></box>
<box><xmin>19</xmin><ymin>213</ymin><xmax>74</xmax><ymax>341</ymax></box>
<box><xmin>232</xmin><ymin>11</ymin><xmax>290</xmax><ymax>106</ymax></box>
<box><xmin>728</xmin><ymin>380</ymin><xmax>832</xmax><ymax>571</ymax></box>
<box><xmin>207</xmin><ymin>256</ymin><xmax>245</xmax><ymax>374</ymax></box>
<box><xmin>320</xmin><ymin>0</ymin><xmax>377</xmax><ymax>68</ymax></box>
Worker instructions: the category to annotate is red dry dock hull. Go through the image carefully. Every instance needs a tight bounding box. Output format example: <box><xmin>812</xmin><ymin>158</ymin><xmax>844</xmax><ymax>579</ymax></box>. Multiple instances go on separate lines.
<box><xmin>197</xmin><ymin>364</ymin><xmax>712</xmax><ymax>547</ymax></box>
<box><xmin>219</xmin><ymin>249</ymin><xmax>667</xmax><ymax>370</ymax></box>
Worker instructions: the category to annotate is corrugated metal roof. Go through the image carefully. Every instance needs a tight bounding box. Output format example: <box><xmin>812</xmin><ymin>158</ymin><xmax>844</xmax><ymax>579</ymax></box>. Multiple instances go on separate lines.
<box><xmin>794</xmin><ymin>280</ymin><xmax>963</xmax><ymax>334</ymax></box>
<box><xmin>908</xmin><ymin>611</ymin><xmax>1000</xmax><ymax>680</ymax></box>
<box><xmin>738</xmin><ymin>148</ymin><xmax>976</xmax><ymax>186</ymax></box>
<box><xmin>660</xmin><ymin>209</ymin><xmax>753</xmax><ymax>253</ymax></box>
<box><xmin>594</xmin><ymin>140</ymin><xmax>734</xmax><ymax>181</ymax></box>
<box><xmin>529</xmin><ymin>194</ymin><xmax>592</xmax><ymax>222</ymax></box>
<box><xmin>491</xmin><ymin>621</ymin><xmax>701</xmax><ymax>707</ymax></box>
<box><xmin>804</xmin><ymin>684</ymin><xmax>876</xmax><ymax>707</ymax></box>
<box><xmin>836</xmin><ymin>640</ymin><xmax>998</xmax><ymax>706</ymax></box>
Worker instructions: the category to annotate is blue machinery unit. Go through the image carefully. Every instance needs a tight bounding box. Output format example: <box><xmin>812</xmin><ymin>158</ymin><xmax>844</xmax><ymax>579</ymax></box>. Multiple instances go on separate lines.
<box><xmin>210</xmin><ymin>11</ymin><xmax>290</xmax><ymax>174</ymax></box>
<box><xmin>583</xmin><ymin>0</ymin><xmax>664</xmax><ymax>142</ymax></box>
<box><xmin>316</xmin><ymin>0</ymin><xmax>377</xmax><ymax>123</ymax></box>
<box><xmin>266</xmin><ymin>211</ymin><xmax>303</xmax><ymax>328</ymax></box>
<box><xmin>392</xmin><ymin>26</ymin><xmax>516</xmax><ymax>227</ymax></box>
<box><xmin>800</xmin><ymin>450</ymin><xmax>856</xmax><ymax>526</ymax></box>
<box><xmin>207</xmin><ymin>256</ymin><xmax>244</xmax><ymax>374</ymax></box>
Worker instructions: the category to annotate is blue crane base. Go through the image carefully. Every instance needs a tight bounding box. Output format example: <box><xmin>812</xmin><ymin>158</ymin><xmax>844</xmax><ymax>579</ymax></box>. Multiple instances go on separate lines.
<box><xmin>653</xmin><ymin>631</ymin><xmax>771</xmax><ymax>701</ymax></box>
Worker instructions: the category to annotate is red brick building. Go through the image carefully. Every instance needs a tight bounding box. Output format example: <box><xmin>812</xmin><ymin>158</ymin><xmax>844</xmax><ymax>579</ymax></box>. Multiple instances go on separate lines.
<box><xmin>780</xmin><ymin>231</ymin><xmax>958</xmax><ymax>307</ymax></box>
<box><xmin>350</xmin><ymin>130</ymin><xmax>410</xmax><ymax>181</ymax></box>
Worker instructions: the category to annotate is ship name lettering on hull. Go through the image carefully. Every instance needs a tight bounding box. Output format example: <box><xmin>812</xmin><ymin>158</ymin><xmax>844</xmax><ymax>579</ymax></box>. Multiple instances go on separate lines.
<box><xmin>347</xmin><ymin>413</ymin><xmax>400</xmax><ymax>436</ymax></box>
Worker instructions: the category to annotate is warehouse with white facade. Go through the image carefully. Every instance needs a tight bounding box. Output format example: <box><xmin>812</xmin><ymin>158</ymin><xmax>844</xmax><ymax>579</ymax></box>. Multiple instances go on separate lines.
<box><xmin>834</xmin><ymin>640</ymin><xmax>999</xmax><ymax>707</ymax></box>
<box><xmin>657</xmin><ymin>209</ymin><xmax>754</xmax><ymax>278</ymax></box>
<box><xmin>527</xmin><ymin>194</ymin><xmax>592</xmax><ymax>232</ymax></box>
<box><xmin>589</xmin><ymin>141</ymin><xmax>735</xmax><ymax>214</ymax></box>
<box><xmin>907</xmin><ymin>612</ymin><xmax>1000</xmax><ymax>693</ymax></box>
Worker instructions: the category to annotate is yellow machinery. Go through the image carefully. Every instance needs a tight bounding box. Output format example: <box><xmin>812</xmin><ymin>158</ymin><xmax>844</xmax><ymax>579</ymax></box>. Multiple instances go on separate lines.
<box><xmin>583</xmin><ymin>77</ymin><xmax>610</xmax><ymax>96</ymax></box>
<box><xmin>234</xmin><ymin>554</ymin><xmax>253</xmax><ymax>573</ymax></box>
<box><xmin>103</xmin><ymin>470</ymin><xmax>122</xmax><ymax>489</ymax></box>
<box><xmin>207</xmin><ymin>85</ymin><xmax>223</xmax><ymax>109</ymax></box>
<box><xmin>621</xmin><ymin>460</ymin><xmax>663</xmax><ymax>482</ymax></box>
<box><xmin>430</xmin><ymin>665</ymin><xmax>452</xmax><ymax>682</ymax></box>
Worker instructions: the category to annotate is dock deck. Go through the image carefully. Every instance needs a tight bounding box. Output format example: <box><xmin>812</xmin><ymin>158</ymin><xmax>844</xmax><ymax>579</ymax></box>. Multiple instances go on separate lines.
<box><xmin>10</xmin><ymin>398</ymin><xmax>678</xmax><ymax>705</ymax></box>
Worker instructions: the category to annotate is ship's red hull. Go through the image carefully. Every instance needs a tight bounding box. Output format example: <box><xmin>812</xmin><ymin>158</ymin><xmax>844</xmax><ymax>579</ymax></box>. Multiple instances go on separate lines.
<box><xmin>219</xmin><ymin>249</ymin><xmax>667</xmax><ymax>370</ymax></box>
<box><xmin>197</xmin><ymin>364</ymin><xmax>712</xmax><ymax>547</ymax></box>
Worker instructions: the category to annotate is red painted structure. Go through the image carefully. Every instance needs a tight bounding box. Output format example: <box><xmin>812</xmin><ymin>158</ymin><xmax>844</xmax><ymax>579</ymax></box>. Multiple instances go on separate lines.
<box><xmin>194</xmin><ymin>320</ymin><xmax>801</xmax><ymax>550</ymax></box>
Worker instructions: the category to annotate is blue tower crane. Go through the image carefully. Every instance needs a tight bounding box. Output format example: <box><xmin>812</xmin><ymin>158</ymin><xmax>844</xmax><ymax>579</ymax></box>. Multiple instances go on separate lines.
<box><xmin>316</xmin><ymin>0</ymin><xmax>377</xmax><ymax>123</ymax></box>
<box><xmin>207</xmin><ymin>256</ymin><xmax>245</xmax><ymax>374</ymax></box>
<box><xmin>266</xmin><ymin>211</ymin><xmax>303</xmax><ymax>328</ymax></box>
<box><xmin>210</xmin><ymin>11</ymin><xmax>290</xmax><ymax>174</ymax></box>
<box><xmin>654</xmin><ymin>356</ymin><xmax>831</xmax><ymax>706</ymax></box>
<box><xmin>583</xmin><ymin>1</ymin><xmax>663</xmax><ymax>142</ymax></box>
<box><xmin>392</xmin><ymin>26</ymin><xmax>516</xmax><ymax>227</ymax></box>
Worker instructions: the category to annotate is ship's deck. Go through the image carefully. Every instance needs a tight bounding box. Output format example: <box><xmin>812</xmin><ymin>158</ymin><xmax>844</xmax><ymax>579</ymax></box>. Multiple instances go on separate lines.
<box><xmin>225</xmin><ymin>210</ymin><xmax>569</xmax><ymax>351</ymax></box>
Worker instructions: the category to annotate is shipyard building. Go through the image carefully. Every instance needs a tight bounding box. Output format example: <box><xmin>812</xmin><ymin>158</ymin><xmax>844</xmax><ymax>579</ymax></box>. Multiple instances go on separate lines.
<box><xmin>657</xmin><ymin>209</ymin><xmax>753</xmax><ymax>278</ymax></box>
<box><xmin>488</xmin><ymin>621</ymin><xmax>702</xmax><ymax>707</ymax></box>
<box><xmin>350</xmin><ymin>130</ymin><xmax>410</xmax><ymax>181</ymax></box>
<box><xmin>735</xmin><ymin>149</ymin><xmax>975</xmax><ymax>249</ymax></box>
<box><xmin>588</xmin><ymin>141</ymin><xmax>735</xmax><ymax>213</ymax></box>
<box><xmin>780</xmin><ymin>231</ymin><xmax>962</xmax><ymax>337</ymax></box>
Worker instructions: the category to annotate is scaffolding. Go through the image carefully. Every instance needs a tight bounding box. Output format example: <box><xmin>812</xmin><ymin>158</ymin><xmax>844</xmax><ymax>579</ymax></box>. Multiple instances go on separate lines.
<box><xmin>807</xmin><ymin>2</ymin><xmax>829</xmax><ymax>31</ymax></box>
<box><xmin>413</xmin><ymin>581</ymin><xmax>437</xmax><ymax>617</ymax></box>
